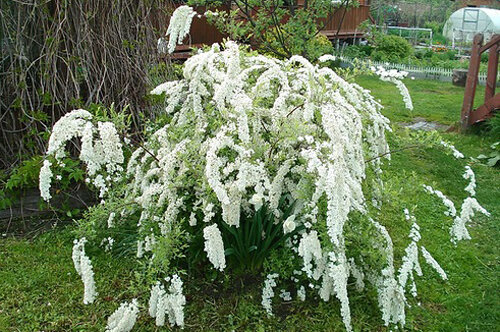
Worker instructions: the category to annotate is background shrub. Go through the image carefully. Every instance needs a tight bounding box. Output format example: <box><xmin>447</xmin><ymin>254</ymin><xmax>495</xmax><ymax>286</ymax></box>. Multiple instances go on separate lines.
<box><xmin>305</xmin><ymin>34</ymin><xmax>335</xmax><ymax>62</ymax></box>
<box><xmin>343</xmin><ymin>44</ymin><xmax>373</xmax><ymax>59</ymax></box>
<box><xmin>372</xmin><ymin>34</ymin><xmax>413</xmax><ymax>62</ymax></box>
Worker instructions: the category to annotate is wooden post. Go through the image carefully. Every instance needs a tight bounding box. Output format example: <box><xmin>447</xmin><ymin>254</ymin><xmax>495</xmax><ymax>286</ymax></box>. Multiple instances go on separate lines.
<box><xmin>485</xmin><ymin>42</ymin><xmax>498</xmax><ymax>103</ymax></box>
<box><xmin>461</xmin><ymin>34</ymin><xmax>483</xmax><ymax>130</ymax></box>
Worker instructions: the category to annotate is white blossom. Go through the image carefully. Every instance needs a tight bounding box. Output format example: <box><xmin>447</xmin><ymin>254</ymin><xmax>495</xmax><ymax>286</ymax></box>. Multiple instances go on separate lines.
<box><xmin>279</xmin><ymin>289</ymin><xmax>292</xmax><ymax>301</ymax></box>
<box><xmin>149</xmin><ymin>275</ymin><xmax>186</xmax><ymax>327</ymax></box>
<box><xmin>297</xmin><ymin>285</ymin><xmax>306</xmax><ymax>301</ymax></box>
<box><xmin>298</xmin><ymin>231</ymin><xmax>323</xmax><ymax>279</ymax></box>
<box><xmin>423</xmin><ymin>185</ymin><xmax>457</xmax><ymax>217</ymax></box>
<box><xmin>203</xmin><ymin>224</ymin><xmax>226</xmax><ymax>271</ymax></box>
<box><xmin>106</xmin><ymin>299</ymin><xmax>139</xmax><ymax>332</ymax></box>
<box><xmin>107</xmin><ymin>212</ymin><xmax>116</xmax><ymax>228</ymax></box>
<box><xmin>320</xmin><ymin>252</ymin><xmax>352</xmax><ymax>332</ymax></box>
<box><xmin>283</xmin><ymin>214</ymin><xmax>296</xmax><ymax>234</ymax></box>
<box><xmin>164</xmin><ymin>6</ymin><xmax>197</xmax><ymax>54</ymax></box>
<box><xmin>371</xmin><ymin>66</ymin><xmax>413</xmax><ymax>110</ymax></box>
<box><xmin>39</xmin><ymin>160</ymin><xmax>53</xmax><ymax>201</ymax></box>
<box><xmin>463</xmin><ymin>166</ymin><xmax>476</xmax><ymax>196</ymax></box>
<box><xmin>72</xmin><ymin>238</ymin><xmax>97</xmax><ymax>304</ymax></box>
<box><xmin>42</xmin><ymin>109</ymin><xmax>124</xmax><ymax>200</ymax></box>
<box><xmin>440</xmin><ymin>140</ymin><xmax>464</xmax><ymax>159</ymax></box>
<box><xmin>262</xmin><ymin>273</ymin><xmax>279</xmax><ymax>315</ymax></box>
<box><xmin>451</xmin><ymin>197</ymin><xmax>490</xmax><ymax>243</ymax></box>
<box><xmin>318</xmin><ymin>54</ymin><xmax>337</xmax><ymax>62</ymax></box>
<box><xmin>420</xmin><ymin>246</ymin><xmax>447</xmax><ymax>280</ymax></box>
<box><xmin>101</xmin><ymin>237</ymin><xmax>114</xmax><ymax>252</ymax></box>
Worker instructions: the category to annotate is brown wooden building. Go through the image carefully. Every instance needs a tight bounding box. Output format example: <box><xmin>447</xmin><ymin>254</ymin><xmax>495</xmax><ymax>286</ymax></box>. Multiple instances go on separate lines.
<box><xmin>169</xmin><ymin>1</ymin><xmax>373</xmax><ymax>58</ymax></box>
<box><xmin>299</xmin><ymin>0</ymin><xmax>373</xmax><ymax>39</ymax></box>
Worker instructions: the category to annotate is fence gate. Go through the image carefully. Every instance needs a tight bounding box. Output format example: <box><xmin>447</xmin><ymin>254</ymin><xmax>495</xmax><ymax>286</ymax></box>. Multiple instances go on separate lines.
<box><xmin>461</xmin><ymin>33</ymin><xmax>499</xmax><ymax>130</ymax></box>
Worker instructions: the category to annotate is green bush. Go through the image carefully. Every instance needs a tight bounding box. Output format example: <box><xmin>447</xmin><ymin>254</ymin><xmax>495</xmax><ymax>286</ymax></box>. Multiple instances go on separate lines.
<box><xmin>305</xmin><ymin>34</ymin><xmax>335</xmax><ymax>62</ymax></box>
<box><xmin>372</xmin><ymin>35</ymin><xmax>413</xmax><ymax>62</ymax></box>
<box><xmin>424</xmin><ymin>21</ymin><xmax>444</xmax><ymax>34</ymax></box>
<box><xmin>343</xmin><ymin>44</ymin><xmax>373</xmax><ymax>58</ymax></box>
<box><xmin>481</xmin><ymin>52</ymin><xmax>490</xmax><ymax>63</ymax></box>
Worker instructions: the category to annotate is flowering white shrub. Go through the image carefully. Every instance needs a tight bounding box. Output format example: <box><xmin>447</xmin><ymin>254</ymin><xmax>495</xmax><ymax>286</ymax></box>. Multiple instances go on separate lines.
<box><xmin>40</xmin><ymin>11</ymin><xmax>491</xmax><ymax>328</ymax></box>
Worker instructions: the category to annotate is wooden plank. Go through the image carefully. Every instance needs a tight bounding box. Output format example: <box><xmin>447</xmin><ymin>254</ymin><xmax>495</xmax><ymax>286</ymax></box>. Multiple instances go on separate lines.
<box><xmin>469</xmin><ymin>93</ymin><xmax>500</xmax><ymax>124</ymax></box>
<box><xmin>485</xmin><ymin>42</ymin><xmax>498</xmax><ymax>102</ymax></box>
<box><xmin>479</xmin><ymin>34</ymin><xmax>500</xmax><ymax>53</ymax></box>
<box><xmin>461</xmin><ymin>34</ymin><xmax>483</xmax><ymax>130</ymax></box>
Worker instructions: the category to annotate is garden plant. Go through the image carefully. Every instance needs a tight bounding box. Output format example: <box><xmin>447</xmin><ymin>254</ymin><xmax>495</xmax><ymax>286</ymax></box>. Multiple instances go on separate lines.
<box><xmin>33</xmin><ymin>6</ymin><xmax>494</xmax><ymax>332</ymax></box>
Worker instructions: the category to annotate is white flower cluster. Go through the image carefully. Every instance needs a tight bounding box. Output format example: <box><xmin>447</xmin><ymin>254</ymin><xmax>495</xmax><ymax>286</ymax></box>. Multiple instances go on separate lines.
<box><xmin>107</xmin><ymin>212</ymin><xmax>116</xmax><ymax>228</ymax></box>
<box><xmin>298</xmin><ymin>231</ymin><xmax>323</xmax><ymax>279</ymax></box>
<box><xmin>320</xmin><ymin>252</ymin><xmax>352</xmax><ymax>331</ymax></box>
<box><xmin>39</xmin><ymin>160</ymin><xmax>53</xmax><ymax>201</ymax></box>
<box><xmin>367</xmin><ymin>218</ymin><xmax>405</xmax><ymax>326</ymax></box>
<box><xmin>137</xmin><ymin>234</ymin><xmax>156</xmax><ymax>258</ymax></box>
<box><xmin>203</xmin><ymin>224</ymin><xmax>226</xmax><ymax>271</ymax></box>
<box><xmin>424</xmin><ymin>166</ymin><xmax>489</xmax><ymax>244</ymax></box>
<box><xmin>371</xmin><ymin>66</ymin><xmax>413</xmax><ymax>110</ymax></box>
<box><xmin>40</xmin><ymin>109</ymin><xmax>124</xmax><ymax>200</ymax></box>
<box><xmin>279</xmin><ymin>289</ymin><xmax>292</xmax><ymax>301</ymax></box>
<box><xmin>164</xmin><ymin>5</ymin><xmax>197</xmax><ymax>54</ymax></box>
<box><xmin>72</xmin><ymin>238</ymin><xmax>97</xmax><ymax>304</ymax></box>
<box><xmin>398</xmin><ymin>213</ymin><xmax>422</xmax><ymax>298</ymax></box>
<box><xmin>398</xmin><ymin>210</ymin><xmax>447</xmax><ymax>300</ymax></box>
<box><xmin>451</xmin><ymin>196</ymin><xmax>490</xmax><ymax>243</ymax></box>
<box><xmin>463</xmin><ymin>165</ymin><xmax>476</xmax><ymax>196</ymax></box>
<box><xmin>106</xmin><ymin>299</ymin><xmax>139</xmax><ymax>332</ymax></box>
<box><xmin>101</xmin><ymin>236</ymin><xmax>114</xmax><ymax>252</ymax></box>
<box><xmin>262</xmin><ymin>273</ymin><xmax>279</xmax><ymax>316</ymax></box>
<box><xmin>423</xmin><ymin>185</ymin><xmax>457</xmax><ymax>216</ymax></box>
<box><xmin>440</xmin><ymin>140</ymin><xmax>464</xmax><ymax>159</ymax></box>
<box><xmin>148</xmin><ymin>275</ymin><xmax>186</xmax><ymax>328</ymax></box>
<box><xmin>420</xmin><ymin>247</ymin><xmax>448</xmax><ymax>281</ymax></box>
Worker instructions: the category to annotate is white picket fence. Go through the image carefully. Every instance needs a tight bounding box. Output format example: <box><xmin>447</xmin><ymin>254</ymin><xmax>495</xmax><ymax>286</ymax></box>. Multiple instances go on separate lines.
<box><xmin>338</xmin><ymin>56</ymin><xmax>499</xmax><ymax>83</ymax></box>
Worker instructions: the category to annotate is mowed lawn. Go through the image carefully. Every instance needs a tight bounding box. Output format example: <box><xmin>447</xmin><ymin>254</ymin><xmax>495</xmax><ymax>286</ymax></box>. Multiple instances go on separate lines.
<box><xmin>0</xmin><ymin>76</ymin><xmax>498</xmax><ymax>331</ymax></box>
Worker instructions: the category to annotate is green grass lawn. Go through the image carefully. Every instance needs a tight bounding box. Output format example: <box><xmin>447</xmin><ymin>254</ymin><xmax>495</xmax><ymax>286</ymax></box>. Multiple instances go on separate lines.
<box><xmin>0</xmin><ymin>76</ymin><xmax>498</xmax><ymax>332</ymax></box>
<box><xmin>355</xmin><ymin>75</ymin><xmax>486</xmax><ymax>125</ymax></box>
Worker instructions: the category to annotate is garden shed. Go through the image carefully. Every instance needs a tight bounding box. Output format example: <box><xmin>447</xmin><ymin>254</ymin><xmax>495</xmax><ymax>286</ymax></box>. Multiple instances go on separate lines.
<box><xmin>443</xmin><ymin>7</ymin><xmax>500</xmax><ymax>44</ymax></box>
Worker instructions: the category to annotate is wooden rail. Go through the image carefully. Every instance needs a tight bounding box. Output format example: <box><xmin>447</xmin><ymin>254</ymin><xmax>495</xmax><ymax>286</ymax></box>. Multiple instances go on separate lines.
<box><xmin>461</xmin><ymin>33</ymin><xmax>499</xmax><ymax>130</ymax></box>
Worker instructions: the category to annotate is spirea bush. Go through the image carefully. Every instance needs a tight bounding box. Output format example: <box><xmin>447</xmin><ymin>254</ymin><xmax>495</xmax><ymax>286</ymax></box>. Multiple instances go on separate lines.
<box><xmin>39</xmin><ymin>41</ymin><xmax>489</xmax><ymax>331</ymax></box>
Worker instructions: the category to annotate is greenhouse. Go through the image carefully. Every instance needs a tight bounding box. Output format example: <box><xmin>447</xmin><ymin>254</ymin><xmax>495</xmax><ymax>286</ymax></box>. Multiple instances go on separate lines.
<box><xmin>443</xmin><ymin>7</ymin><xmax>500</xmax><ymax>45</ymax></box>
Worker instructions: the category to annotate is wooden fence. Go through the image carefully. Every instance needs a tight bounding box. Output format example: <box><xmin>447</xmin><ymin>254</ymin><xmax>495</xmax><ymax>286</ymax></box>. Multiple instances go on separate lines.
<box><xmin>339</xmin><ymin>56</ymin><xmax>500</xmax><ymax>84</ymax></box>
<box><xmin>319</xmin><ymin>4</ymin><xmax>372</xmax><ymax>39</ymax></box>
<box><xmin>165</xmin><ymin>2</ymin><xmax>373</xmax><ymax>58</ymax></box>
